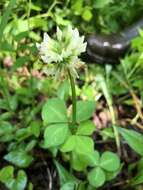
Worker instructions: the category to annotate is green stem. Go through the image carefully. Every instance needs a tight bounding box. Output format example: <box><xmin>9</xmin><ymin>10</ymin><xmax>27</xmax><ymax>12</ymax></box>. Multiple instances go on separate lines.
<box><xmin>68</xmin><ymin>70</ymin><xmax>77</xmax><ymax>126</ymax></box>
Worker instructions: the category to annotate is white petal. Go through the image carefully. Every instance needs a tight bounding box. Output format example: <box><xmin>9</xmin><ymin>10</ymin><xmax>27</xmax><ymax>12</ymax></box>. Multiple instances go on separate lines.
<box><xmin>57</xmin><ymin>27</ymin><xmax>62</xmax><ymax>41</ymax></box>
<box><xmin>41</xmin><ymin>55</ymin><xmax>49</xmax><ymax>63</ymax></box>
<box><xmin>43</xmin><ymin>33</ymin><xmax>50</xmax><ymax>42</ymax></box>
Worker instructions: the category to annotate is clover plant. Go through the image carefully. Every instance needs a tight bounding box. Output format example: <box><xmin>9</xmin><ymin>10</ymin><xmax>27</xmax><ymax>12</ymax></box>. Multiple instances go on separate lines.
<box><xmin>0</xmin><ymin>1</ymin><xmax>143</xmax><ymax>189</ymax></box>
<box><xmin>37</xmin><ymin>26</ymin><xmax>121</xmax><ymax>189</ymax></box>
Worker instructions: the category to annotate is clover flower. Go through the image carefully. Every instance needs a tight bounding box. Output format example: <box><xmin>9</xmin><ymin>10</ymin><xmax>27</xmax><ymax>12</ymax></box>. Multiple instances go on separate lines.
<box><xmin>36</xmin><ymin>25</ymin><xmax>87</xmax><ymax>78</ymax></box>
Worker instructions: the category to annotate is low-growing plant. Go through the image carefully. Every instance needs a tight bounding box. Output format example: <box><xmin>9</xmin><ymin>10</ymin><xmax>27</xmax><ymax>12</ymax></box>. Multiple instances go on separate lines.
<box><xmin>36</xmin><ymin>25</ymin><xmax>121</xmax><ymax>189</ymax></box>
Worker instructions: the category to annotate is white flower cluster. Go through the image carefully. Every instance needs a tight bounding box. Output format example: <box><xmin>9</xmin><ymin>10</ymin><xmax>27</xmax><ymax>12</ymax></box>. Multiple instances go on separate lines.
<box><xmin>36</xmin><ymin>25</ymin><xmax>87</xmax><ymax>78</ymax></box>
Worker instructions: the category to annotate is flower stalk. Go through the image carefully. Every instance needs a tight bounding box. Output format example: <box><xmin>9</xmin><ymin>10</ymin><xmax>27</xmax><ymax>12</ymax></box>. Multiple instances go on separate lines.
<box><xmin>68</xmin><ymin>69</ymin><xmax>77</xmax><ymax>126</ymax></box>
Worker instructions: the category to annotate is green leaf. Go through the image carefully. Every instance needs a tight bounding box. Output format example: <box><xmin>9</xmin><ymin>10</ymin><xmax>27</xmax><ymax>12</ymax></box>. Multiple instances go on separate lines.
<box><xmin>71</xmin><ymin>151</ymin><xmax>100</xmax><ymax>171</ymax></box>
<box><xmin>119</xmin><ymin>127</ymin><xmax>143</xmax><ymax>156</ymax></box>
<box><xmin>82</xmin><ymin>7</ymin><xmax>93</xmax><ymax>22</ymax></box>
<box><xmin>0</xmin><ymin>40</ymin><xmax>14</xmax><ymax>51</ymax></box>
<box><xmin>94</xmin><ymin>0</ymin><xmax>113</xmax><ymax>9</ymax></box>
<box><xmin>137</xmin><ymin>158</ymin><xmax>143</xmax><ymax>171</ymax></box>
<box><xmin>60</xmin><ymin>135</ymin><xmax>75</xmax><ymax>152</ymax></box>
<box><xmin>131</xmin><ymin>171</ymin><xmax>143</xmax><ymax>186</ymax></box>
<box><xmin>42</xmin><ymin>98</ymin><xmax>68</xmax><ymax>124</ymax></box>
<box><xmin>89</xmin><ymin>151</ymin><xmax>100</xmax><ymax>167</ymax></box>
<box><xmin>0</xmin><ymin>133</ymin><xmax>14</xmax><ymax>142</ymax></box>
<box><xmin>0</xmin><ymin>122</ymin><xmax>15</xmax><ymax>135</ymax></box>
<box><xmin>0</xmin><ymin>166</ymin><xmax>14</xmax><ymax>185</ymax></box>
<box><xmin>0</xmin><ymin>167</ymin><xmax>27</xmax><ymax>190</ymax></box>
<box><xmin>61</xmin><ymin>135</ymin><xmax>94</xmax><ymax>154</ymax></box>
<box><xmin>0</xmin><ymin>116</ymin><xmax>16</xmax><ymax>140</ymax></box>
<box><xmin>13</xmin><ymin>170</ymin><xmax>27</xmax><ymax>190</ymax></box>
<box><xmin>25</xmin><ymin>140</ymin><xmax>37</xmax><ymax>152</ymax></box>
<box><xmin>88</xmin><ymin>167</ymin><xmax>106</xmax><ymax>187</ymax></box>
<box><xmin>106</xmin><ymin>164</ymin><xmax>122</xmax><ymax>181</ymax></box>
<box><xmin>77</xmin><ymin>182</ymin><xmax>87</xmax><ymax>190</ymax></box>
<box><xmin>100</xmin><ymin>151</ymin><xmax>120</xmax><ymax>172</ymax></box>
<box><xmin>44</xmin><ymin>123</ymin><xmax>69</xmax><ymax>148</ymax></box>
<box><xmin>54</xmin><ymin>161</ymin><xmax>78</xmax><ymax>186</ymax></box>
<box><xmin>71</xmin><ymin>0</ymin><xmax>84</xmax><ymax>14</ymax></box>
<box><xmin>76</xmin><ymin>101</ymin><xmax>95</xmax><ymax>122</ymax></box>
<box><xmin>29</xmin><ymin>121</ymin><xmax>41</xmax><ymax>137</ymax></box>
<box><xmin>60</xmin><ymin>182</ymin><xmax>76</xmax><ymax>190</ymax></box>
<box><xmin>14</xmin><ymin>31</ymin><xmax>29</xmax><ymax>41</ymax></box>
<box><xmin>15</xmin><ymin>128</ymin><xmax>31</xmax><ymax>142</ymax></box>
<box><xmin>61</xmin><ymin>135</ymin><xmax>95</xmax><ymax>171</ymax></box>
<box><xmin>9</xmin><ymin>95</ymin><xmax>18</xmax><ymax>110</ymax></box>
<box><xmin>71</xmin><ymin>152</ymin><xmax>89</xmax><ymax>171</ymax></box>
<box><xmin>4</xmin><ymin>151</ymin><xmax>33</xmax><ymax>168</ymax></box>
<box><xmin>76</xmin><ymin>121</ymin><xmax>95</xmax><ymax>136</ymax></box>
<box><xmin>74</xmin><ymin>136</ymin><xmax>94</xmax><ymax>154</ymax></box>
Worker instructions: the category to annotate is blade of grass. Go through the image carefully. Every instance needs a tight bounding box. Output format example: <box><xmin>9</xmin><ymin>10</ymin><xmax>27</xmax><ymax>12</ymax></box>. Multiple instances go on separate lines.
<box><xmin>96</xmin><ymin>74</ymin><xmax>121</xmax><ymax>155</ymax></box>
<box><xmin>0</xmin><ymin>0</ymin><xmax>16</xmax><ymax>44</ymax></box>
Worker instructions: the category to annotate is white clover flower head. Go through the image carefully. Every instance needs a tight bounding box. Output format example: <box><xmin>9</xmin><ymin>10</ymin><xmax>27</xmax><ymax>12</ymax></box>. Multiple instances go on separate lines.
<box><xmin>36</xmin><ymin>25</ymin><xmax>87</xmax><ymax>78</ymax></box>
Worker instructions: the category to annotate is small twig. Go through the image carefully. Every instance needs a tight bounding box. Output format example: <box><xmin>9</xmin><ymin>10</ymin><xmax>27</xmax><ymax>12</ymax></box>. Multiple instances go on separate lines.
<box><xmin>126</xmin><ymin>118</ymin><xmax>143</xmax><ymax>129</ymax></box>
<box><xmin>47</xmin><ymin>168</ymin><xmax>53</xmax><ymax>190</ymax></box>
<box><xmin>130</xmin><ymin>89</ymin><xmax>143</xmax><ymax>120</ymax></box>
<box><xmin>95</xmin><ymin>140</ymin><xmax>114</xmax><ymax>144</ymax></box>
<box><xmin>112</xmin><ymin>180</ymin><xmax>129</xmax><ymax>187</ymax></box>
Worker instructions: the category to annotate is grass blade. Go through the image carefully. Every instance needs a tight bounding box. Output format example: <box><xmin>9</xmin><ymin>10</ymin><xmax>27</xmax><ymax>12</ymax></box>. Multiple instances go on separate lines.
<box><xmin>0</xmin><ymin>0</ymin><xmax>16</xmax><ymax>44</ymax></box>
